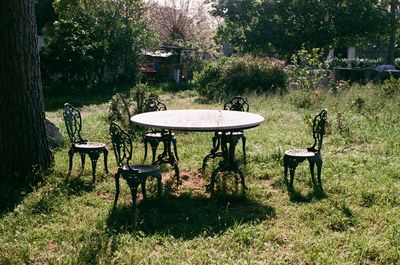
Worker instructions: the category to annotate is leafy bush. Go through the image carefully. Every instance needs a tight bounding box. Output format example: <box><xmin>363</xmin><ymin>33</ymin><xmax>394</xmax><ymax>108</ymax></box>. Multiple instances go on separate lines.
<box><xmin>41</xmin><ymin>0</ymin><xmax>153</xmax><ymax>94</ymax></box>
<box><xmin>192</xmin><ymin>55</ymin><xmax>286</xmax><ymax>100</ymax></box>
<box><xmin>380</xmin><ymin>77</ymin><xmax>400</xmax><ymax>96</ymax></box>
<box><xmin>286</xmin><ymin>48</ymin><xmax>328</xmax><ymax>91</ymax></box>
<box><xmin>108</xmin><ymin>83</ymin><xmax>159</xmax><ymax>137</ymax></box>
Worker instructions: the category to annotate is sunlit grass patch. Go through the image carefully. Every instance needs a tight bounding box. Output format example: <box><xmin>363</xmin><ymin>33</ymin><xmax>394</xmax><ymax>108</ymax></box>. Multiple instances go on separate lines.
<box><xmin>1</xmin><ymin>85</ymin><xmax>400</xmax><ymax>264</ymax></box>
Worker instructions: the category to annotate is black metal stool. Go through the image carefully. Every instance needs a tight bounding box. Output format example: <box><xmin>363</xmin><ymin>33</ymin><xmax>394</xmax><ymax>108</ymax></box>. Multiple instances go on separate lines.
<box><xmin>63</xmin><ymin>103</ymin><xmax>108</xmax><ymax>182</ymax></box>
<box><xmin>110</xmin><ymin>123</ymin><xmax>162</xmax><ymax>206</ymax></box>
<box><xmin>283</xmin><ymin>109</ymin><xmax>328</xmax><ymax>190</ymax></box>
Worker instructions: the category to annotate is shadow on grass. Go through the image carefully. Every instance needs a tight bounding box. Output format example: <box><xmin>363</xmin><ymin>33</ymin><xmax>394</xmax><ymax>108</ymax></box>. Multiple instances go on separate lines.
<box><xmin>106</xmin><ymin>193</ymin><xmax>275</xmax><ymax>239</ymax></box>
<box><xmin>0</xmin><ymin>168</ymin><xmax>47</xmax><ymax>217</ymax></box>
<box><xmin>0</xmin><ymin>171</ymin><xmax>99</xmax><ymax>218</ymax></box>
<box><xmin>0</xmin><ymin>180</ymin><xmax>40</xmax><ymax>217</ymax></box>
<box><xmin>285</xmin><ymin>180</ymin><xmax>327</xmax><ymax>203</ymax></box>
<box><xmin>61</xmin><ymin>177</ymin><xmax>96</xmax><ymax>196</ymax></box>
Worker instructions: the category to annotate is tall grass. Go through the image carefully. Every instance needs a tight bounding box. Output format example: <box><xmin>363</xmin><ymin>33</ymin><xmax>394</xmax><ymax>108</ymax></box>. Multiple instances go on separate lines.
<box><xmin>1</xmin><ymin>85</ymin><xmax>400</xmax><ymax>264</ymax></box>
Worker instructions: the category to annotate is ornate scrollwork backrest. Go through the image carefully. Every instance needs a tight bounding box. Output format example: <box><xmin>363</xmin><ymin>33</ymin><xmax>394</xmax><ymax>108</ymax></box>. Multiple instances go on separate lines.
<box><xmin>63</xmin><ymin>103</ymin><xmax>85</xmax><ymax>144</ymax></box>
<box><xmin>110</xmin><ymin>123</ymin><xmax>133</xmax><ymax>167</ymax></box>
<box><xmin>311</xmin><ymin>109</ymin><xmax>328</xmax><ymax>151</ymax></box>
<box><xmin>140</xmin><ymin>97</ymin><xmax>167</xmax><ymax>113</ymax></box>
<box><xmin>224</xmin><ymin>96</ymin><xmax>249</xmax><ymax>112</ymax></box>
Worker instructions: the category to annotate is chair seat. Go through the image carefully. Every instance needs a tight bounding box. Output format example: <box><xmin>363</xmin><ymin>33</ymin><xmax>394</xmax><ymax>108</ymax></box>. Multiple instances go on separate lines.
<box><xmin>74</xmin><ymin>141</ymin><xmax>106</xmax><ymax>150</ymax></box>
<box><xmin>122</xmin><ymin>164</ymin><xmax>159</xmax><ymax>174</ymax></box>
<box><xmin>284</xmin><ymin>149</ymin><xmax>315</xmax><ymax>158</ymax></box>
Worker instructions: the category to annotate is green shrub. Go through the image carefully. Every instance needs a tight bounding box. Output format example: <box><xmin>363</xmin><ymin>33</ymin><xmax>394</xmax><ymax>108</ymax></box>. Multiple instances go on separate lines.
<box><xmin>192</xmin><ymin>55</ymin><xmax>286</xmax><ymax>100</ymax></box>
<box><xmin>380</xmin><ymin>77</ymin><xmax>400</xmax><ymax>96</ymax></box>
<box><xmin>41</xmin><ymin>0</ymin><xmax>153</xmax><ymax>94</ymax></box>
<box><xmin>286</xmin><ymin>48</ymin><xmax>327</xmax><ymax>91</ymax></box>
<box><xmin>108</xmin><ymin>83</ymin><xmax>159</xmax><ymax>138</ymax></box>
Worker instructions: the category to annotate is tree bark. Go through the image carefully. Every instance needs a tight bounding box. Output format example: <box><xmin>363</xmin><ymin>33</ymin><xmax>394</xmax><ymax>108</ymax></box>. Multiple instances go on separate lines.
<box><xmin>0</xmin><ymin>0</ymin><xmax>52</xmax><ymax>182</ymax></box>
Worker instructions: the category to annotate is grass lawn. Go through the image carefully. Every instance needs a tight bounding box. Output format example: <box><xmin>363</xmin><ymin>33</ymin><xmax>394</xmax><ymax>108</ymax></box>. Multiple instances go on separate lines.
<box><xmin>1</xmin><ymin>84</ymin><xmax>400</xmax><ymax>264</ymax></box>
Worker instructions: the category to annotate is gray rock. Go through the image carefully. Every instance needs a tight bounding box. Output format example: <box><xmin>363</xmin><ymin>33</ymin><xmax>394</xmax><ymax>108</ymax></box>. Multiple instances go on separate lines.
<box><xmin>45</xmin><ymin>118</ymin><xmax>63</xmax><ymax>148</ymax></box>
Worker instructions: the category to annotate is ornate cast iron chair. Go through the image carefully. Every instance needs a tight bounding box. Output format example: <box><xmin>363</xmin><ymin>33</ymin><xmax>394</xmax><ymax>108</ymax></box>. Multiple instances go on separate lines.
<box><xmin>140</xmin><ymin>97</ymin><xmax>179</xmax><ymax>163</ymax></box>
<box><xmin>110</xmin><ymin>123</ymin><xmax>162</xmax><ymax>206</ymax></box>
<box><xmin>202</xmin><ymin>96</ymin><xmax>249</xmax><ymax>172</ymax></box>
<box><xmin>63</xmin><ymin>103</ymin><xmax>108</xmax><ymax>182</ymax></box>
<box><xmin>283</xmin><ymin>109</ymin><xmax>328</xmax><ymax>190</ymax></box>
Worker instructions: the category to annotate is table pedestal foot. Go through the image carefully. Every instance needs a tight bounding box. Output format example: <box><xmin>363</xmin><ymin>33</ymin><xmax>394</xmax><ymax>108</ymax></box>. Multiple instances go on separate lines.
<box><xmin>204</xmin><ymin>131</ymin><xmax>246</xmax><ymax>193</ymax></box>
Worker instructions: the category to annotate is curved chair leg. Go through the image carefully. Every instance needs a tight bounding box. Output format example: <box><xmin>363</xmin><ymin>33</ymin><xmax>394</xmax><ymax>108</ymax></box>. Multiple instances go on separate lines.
<box><xmin>308</xmin><ymin>160</ymin><xmax>316</xmax><ymax>187</ymax></box>
<box><xmin>68</xmin><ymin>148</ymin><xmax>74</xmax><ymax>175</ymax></box>
<box><xmin>289</xmin><ymin>168</ymin><xmax>296</xmax><ymax>188</ymax></box>
<box><xmin>283</xmin><ymin>155</ymin><xmax>289</xmax><ymax>182</ymax></box>
<box><xmin>130</xmin><ymin>185</ymin><xmax>138</xmax><ymax>206</ymax></box>
<box><xmin>283</xmin><ymin>155</ymin><xmax>300</xmax><ymax>189</ymax></box>
<box><xmin>172</xmin><ymin>138</ymin><xmax>179</xmax><ymax>161</ymax></box>
<box><xmin>150</xmin><ymin>141</ymin><xmax>159</xmax><ymax>163</ymax></box>
<box><xmin>80</xmin><ymin>153</ymin><xmax>86</xmax><ymax>172</ymax></box>
<box><xmin>155</xmin><ymin>172</ymin><xmax>162</xmax><ymax>200</ymax></box>
<box><xmin>241</xmin><ymin>135</ymin><xmax>247</xmax><ymax>163</ymax></box>
<box><xmin>114</xmin><ymin>173</ymin><xmax>120</xmax><ymax>207</ymax></box>
<box><xmin>103</xmin><ymin>148</ymin><xmax>109</xmax><ymax>174</ymax></box>
<box><xmin>144</xmin><ymin>138</ymin><xmax>149</xmax><ymax>162</ymax></box>
<box><xmin>316</xmin><ymin>158</ymin><xmax>323</xmax><ymax>189</ymax></box>
<box><xmin>88</xmin><ymin>152</ymin><xmax>100</xmax><ymax>183</ymax></box>
<box><xmin>141</xmin><ymin>179</ymin><xmax>147</xmax><ymax>199</ymax></box>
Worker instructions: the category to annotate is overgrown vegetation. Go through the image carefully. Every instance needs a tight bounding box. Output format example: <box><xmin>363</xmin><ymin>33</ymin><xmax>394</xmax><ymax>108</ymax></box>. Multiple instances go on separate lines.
<box><xmin>192</xmin><ymin>55</ymin><xmax>286</xmax><ymax>100</ymax></box>
<box><xmin>108</xmin><ymin>83</ymin><xmax>160</xmax><ymax>136</ymax></box>
<box><xmin>1</xmin><ymin>81</ymin><xmax>400</xmax><ymax>263</ymax></box>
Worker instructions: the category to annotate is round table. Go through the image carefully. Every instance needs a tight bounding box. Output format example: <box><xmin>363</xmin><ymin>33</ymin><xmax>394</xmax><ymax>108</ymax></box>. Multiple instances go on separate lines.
<box><xmin>131</xmin><ymin>109</ymin><xmax>264</xmax><ymax>131</ymax></box>
<box><xmin>131</xmin><ymin>109</ymin><xmax>265</xmax><ymax>191</ymax></box>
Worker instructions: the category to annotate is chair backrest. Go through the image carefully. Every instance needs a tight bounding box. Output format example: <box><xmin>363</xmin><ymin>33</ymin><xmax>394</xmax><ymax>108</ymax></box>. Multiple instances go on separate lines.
<box><xmin>63</xmin><ymin>103</ymin><xmax>85</xmax><ymax>144</ymax></box>
<box><xmin>140</xmin><ymin>97</ymin><xmax>167</xmax><ymax>113</ymax></box>
<box><xmin>110</xmin><ymin>123</ymin><xmax>133</xmax><ymax>167</ymax></box>
<box><xmin>311</xmin><ymin>109</ymin><xmax>328</xmax><ymax>152</ymax></box>
<box><xmin>224</xmin><ymin>96</ymin><xmax>249</xmax><ymax>112</ymax></box>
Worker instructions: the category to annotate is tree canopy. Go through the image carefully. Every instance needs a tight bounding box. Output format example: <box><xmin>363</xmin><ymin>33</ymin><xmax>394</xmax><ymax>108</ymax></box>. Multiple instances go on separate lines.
<box><xmin>210</xmin><ymin>0</ymin><xmax>388</xmax><ymax>58</ymax></box>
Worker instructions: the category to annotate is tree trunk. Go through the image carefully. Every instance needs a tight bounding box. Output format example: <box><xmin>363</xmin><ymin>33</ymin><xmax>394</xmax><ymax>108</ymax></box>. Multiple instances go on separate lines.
<box><xmin>0</xmin><ymin>0</ymin><xmax>52</xmax><ymax>182</ymax></box>
<box><xmin>388</xmin><ymin>0</ymin><xmax>397</xmax><ymax>65</ymax></box>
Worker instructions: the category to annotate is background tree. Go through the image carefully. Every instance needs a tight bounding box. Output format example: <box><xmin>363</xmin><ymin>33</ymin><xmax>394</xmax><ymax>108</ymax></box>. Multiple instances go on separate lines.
<box><xmin>210</xmin><ymin>0</ymin><xmax>274</xmax><ymax>55</ymax></box>
<box><xmin>384</xmin><ymin>0</ymin><xmax>400</xmax><ymax>64</ymax></box>
<box><xmin>40</xmin><ymin>0</ymin><xmax>153</xmax><ymax>94</ymax></box>
<box><xmin>145</xmin><ymin>0</ymin><xmax>218</xmax><ymax>75</ymax></box>
<box><xmin>146</xmin><ymin>0</ymin><xmax>216</xmax><ymax>45</ymax></box>
<box><xmin>210</xmin><ymin>0</ymin><xmax>386</xmax><ymax>58</ymax></box>
<box><xmin>0</xmin><ymin>0</ymin><xmax>52</xmax><ymax>182</ymax></box>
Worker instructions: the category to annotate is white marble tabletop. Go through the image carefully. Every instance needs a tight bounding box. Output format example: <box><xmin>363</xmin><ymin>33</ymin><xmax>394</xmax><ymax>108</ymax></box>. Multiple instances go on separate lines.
<box><xmin>130</xmin><ymin>109</ymin><xmax>265</xmax><ymax>132</ymax></box>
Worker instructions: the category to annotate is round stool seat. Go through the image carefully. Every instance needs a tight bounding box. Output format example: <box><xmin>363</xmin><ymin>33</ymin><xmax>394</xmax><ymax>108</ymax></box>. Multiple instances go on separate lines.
<box><xmin>284</xmin><ymin>149</ymin><xmax>315</xmax><ymax>158</ymax></box>
<box><xmin>74</xmin><ymin>141</ymin><xmax>106</xmax><ymax>149</ymax></box>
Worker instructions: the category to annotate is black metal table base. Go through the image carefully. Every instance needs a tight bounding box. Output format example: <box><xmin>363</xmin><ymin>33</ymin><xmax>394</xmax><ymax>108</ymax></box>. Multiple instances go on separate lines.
<box><xmin>152</xmin><ymin>134</ymin><xmax>180</xmax><ymax>186</ymax></box>
<box><xmin>203</xmin><ymin>132</ymin><xmax>247</xmax><ymax>193</ymax></box>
